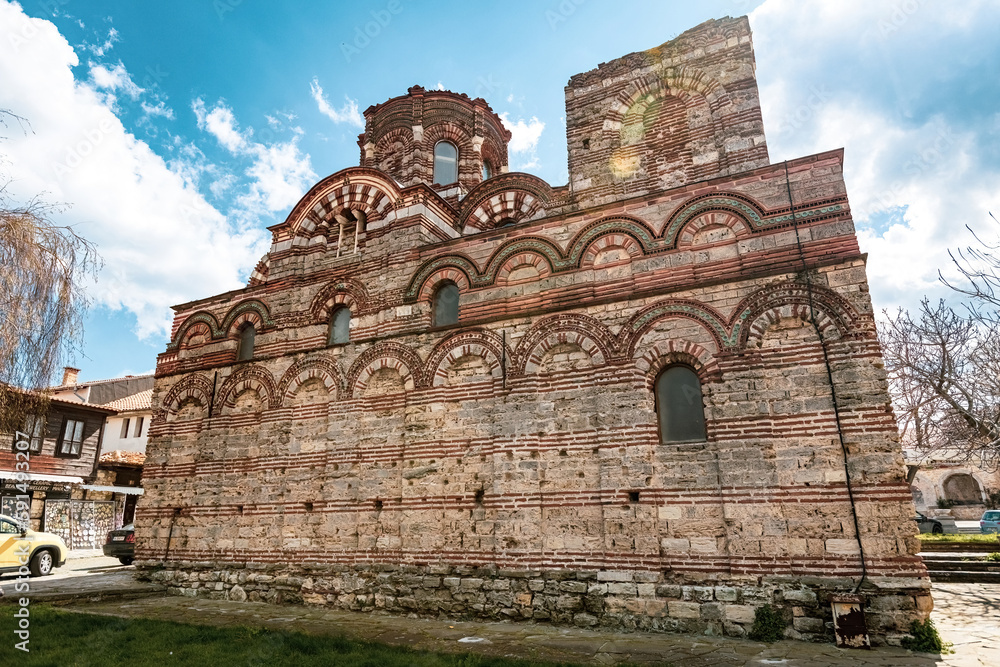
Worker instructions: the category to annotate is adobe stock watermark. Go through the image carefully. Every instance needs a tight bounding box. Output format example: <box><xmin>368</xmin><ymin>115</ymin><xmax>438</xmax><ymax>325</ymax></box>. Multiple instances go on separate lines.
<box><xmin>545</xmin><ymin>0</ymin><xmax>587</xmax><ymax>30</ymax></box>
<box><xmin>11</xmin><ymin>430</ymin><xmax>35</xmax><ymax>653</ymax></box>
<box><xmin>36</xmin><ymin>0</ymin><xmax>71</xmax><ymax>19</ymax></box>
<box><xmin>877</xmin><ymin>0</ymin><xmax>924</xmax><ymax>39</ymax></box>
<box><xmin>474</xmin><ymin>75</ymin><xmax>502</xmax><ymax>99</ymax></box>
<box><xmin>855</xmin><ymin>126</ymin><xmax>956</xmax><ymax>220</ymax></box>
<box><xmin>51</xmin><ymin>118</ymin><xmax>116</xmax><ymax>177</ymax></box>
<box><xmin>8</xmin><ymin>0</ymin><xmax>71</xmax><ymax>52</ymax></box>
<box><xmin>774</xmin><ymin>85</ymin><xmax>832</xmax><ymax>136</ymax></box>
<box><xmin>341</xmin><ymin>1</ymin><xmax>403</xmax><ymax>63</ymax></box>
<box><xmin>140</xmin><ymin>64</ymin><xmax>169</xmax><ymax>92</ymax></box>
<box><xmin>214</xmin><ymin>0</ymin><xmax>243</xmax><ymax>21</ymax></box>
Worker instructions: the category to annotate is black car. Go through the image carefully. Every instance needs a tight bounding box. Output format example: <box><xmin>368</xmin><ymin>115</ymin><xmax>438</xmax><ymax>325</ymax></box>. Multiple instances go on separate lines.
<box><xmin>914</xmin><ymin>512</ymin><xmax>943</xmax><ymax>534</ymax></box>
<box><xmin>103</xmin><ymin>524</ymin><xmax>135</xmax><ymax>565</ymax></box>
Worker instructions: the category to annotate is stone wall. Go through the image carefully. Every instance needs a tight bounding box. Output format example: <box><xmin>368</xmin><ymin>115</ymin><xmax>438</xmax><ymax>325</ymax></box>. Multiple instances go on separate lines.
<box><xmin>144</xmin><ymin>562</ymin><xmax>930</xmax><ymax>645</ymax></box>
<box><xmin>910</xmin><ymin>463</ymin><xmax>998</xmax><ymax>518</ymax></box>
<box><xmin>565</xmin><ymin>17</ymin><xmax>769</xmax><ymax>207</ymax></box>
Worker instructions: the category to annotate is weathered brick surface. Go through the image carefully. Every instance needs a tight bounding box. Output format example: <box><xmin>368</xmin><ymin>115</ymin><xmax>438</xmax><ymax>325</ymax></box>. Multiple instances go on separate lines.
<box><xmin>138</xmin><ymin>16</ymin><xmax>929</xmax><ymax>643</ymax></box>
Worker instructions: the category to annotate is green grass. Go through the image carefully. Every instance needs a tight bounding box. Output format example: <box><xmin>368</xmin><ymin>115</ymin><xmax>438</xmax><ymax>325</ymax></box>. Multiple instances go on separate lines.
<box><xmin>0</xmin><ymin>606</ymin><xmax>581</xmax><ymax>667</ymax></box>
<box><xmin>747</xmin><ymin>605</ymin><xmax>786</xmax><ymax>643</ymax></box>
<box><xmin>901</xmin><ymin>618</ymin><xmax>953</xmax><ymax>654</ymax></box>
<box><xmin>918</xmin><ymin>533</ymin><xmax>999</xmax><ymax>543</ymax></box>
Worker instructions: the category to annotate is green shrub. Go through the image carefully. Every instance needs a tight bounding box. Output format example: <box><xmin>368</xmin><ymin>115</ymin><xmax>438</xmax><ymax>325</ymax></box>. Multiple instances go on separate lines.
<box><xmin>986</xmin><ymin>552</ymin><xmax>1000</xmax><ymax>562</ymax></box>
<box><xmin>901</xmin><ymin>618</ymin><xmax>952</xmax><ymax>653</ymax></box>
<box><xmin>748</xmin><ymin>604</ymin><xmax>786</xmax><ymax>643</ymax></box>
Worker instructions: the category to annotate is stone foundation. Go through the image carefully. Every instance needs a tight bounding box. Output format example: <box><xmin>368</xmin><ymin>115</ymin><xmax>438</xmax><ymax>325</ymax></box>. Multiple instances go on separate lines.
<box><xmin>139</xmin><ymin>561</ymin><xmax>931</xmax><ymax>645</ymax></box>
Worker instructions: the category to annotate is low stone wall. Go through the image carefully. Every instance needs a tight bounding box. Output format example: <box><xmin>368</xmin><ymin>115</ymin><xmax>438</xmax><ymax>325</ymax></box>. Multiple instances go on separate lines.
<box><xmin>138</xmin><ymin>562</ymin><xmax>931</xmax><ymax>645</ymax></box>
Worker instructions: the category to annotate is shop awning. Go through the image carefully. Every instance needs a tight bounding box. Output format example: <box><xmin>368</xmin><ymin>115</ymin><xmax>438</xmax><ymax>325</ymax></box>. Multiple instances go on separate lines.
<box><xmin>0</xmin><ymin>471</ymin><xmax>84</xmax><ymax>484</ymax></box>
<box><xmin>79</xmin><ymin>484</ymin><xmax>144</xmax><ymax>495</ymax></box>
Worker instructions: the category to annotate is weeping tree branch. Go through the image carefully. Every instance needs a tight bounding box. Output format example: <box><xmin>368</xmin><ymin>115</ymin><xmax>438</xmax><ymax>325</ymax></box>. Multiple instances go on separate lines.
<box><xmin>0</xmin><ymin>110</ymin><xmax>102</xmax><ymax>433</ymax></box>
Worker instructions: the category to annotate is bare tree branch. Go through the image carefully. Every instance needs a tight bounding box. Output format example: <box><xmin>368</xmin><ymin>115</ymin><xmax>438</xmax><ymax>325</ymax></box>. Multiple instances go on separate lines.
<box><xmin>881</xmin><ymin>214</ymin><xmax>1000</xmax><ymax>473</ymax></box>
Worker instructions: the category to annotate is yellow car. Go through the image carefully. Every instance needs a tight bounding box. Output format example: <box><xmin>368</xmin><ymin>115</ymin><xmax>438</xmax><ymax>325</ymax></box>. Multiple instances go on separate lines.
<box><xmin>0</xmin><ymin>514</ymin><xmax>67</xmax><ymax>577</ymax></box>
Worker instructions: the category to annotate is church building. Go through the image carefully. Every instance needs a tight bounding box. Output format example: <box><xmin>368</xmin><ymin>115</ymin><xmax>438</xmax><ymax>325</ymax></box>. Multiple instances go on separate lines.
<box><xmin>139</xmin><ymin>17</ymin><xmax>930</xmax><ymax>643</ymax></box>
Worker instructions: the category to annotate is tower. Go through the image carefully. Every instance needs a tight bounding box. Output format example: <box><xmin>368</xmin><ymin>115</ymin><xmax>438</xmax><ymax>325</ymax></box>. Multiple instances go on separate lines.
<box><xmin>358</xmin><ymin>85</ymin><xmax>511</xmax><ymax>201</ymax></box>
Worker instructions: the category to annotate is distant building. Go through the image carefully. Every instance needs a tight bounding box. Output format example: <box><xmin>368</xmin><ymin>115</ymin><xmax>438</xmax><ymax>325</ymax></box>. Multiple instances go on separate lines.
<box><xmin>141</xmin><ymin>17</ymin><xmax>929</xmax><ymax>643</ymax></box>
<box><xmin>100</xmin><ymin>389</ymin><xmax>153</xmax><ymax>455</ymax></box>
<box><xmin>907</xmin><ymin>449</ymin><xmax>998</xmax><ymax>520</ymax></box>
<box><xmin>0</xmin><ymin>368</ymin><xmax>151</xmax><ymax>548</ymax></box>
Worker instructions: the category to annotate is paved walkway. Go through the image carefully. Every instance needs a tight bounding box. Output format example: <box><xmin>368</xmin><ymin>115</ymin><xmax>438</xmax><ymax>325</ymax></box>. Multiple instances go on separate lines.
<box><xmin>0</xmin><ymin>558</ymin><xmax>162</xmax><ymax>603</ymax></box>
<box><xmin>930</xmin><ymin>583</ymin><xmax>999</xmax><ymax>666</ymax></box>
<box><xmin>55</xmin><ymin>583</ymin><xmax>998</xmax><ymax>666</ymax></box>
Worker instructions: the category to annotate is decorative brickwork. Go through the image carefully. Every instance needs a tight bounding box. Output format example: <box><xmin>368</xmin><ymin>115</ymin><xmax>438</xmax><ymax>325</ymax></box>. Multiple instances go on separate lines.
<box><xmin>140</xmin><ymin>16</ymin><xmax>929</xmax><ymax>645</ymax></box>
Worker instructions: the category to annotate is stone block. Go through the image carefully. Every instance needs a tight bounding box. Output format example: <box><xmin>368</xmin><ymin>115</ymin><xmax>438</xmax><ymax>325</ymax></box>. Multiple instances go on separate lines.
<box><xmin>725</xmin><ymin>604</ymin><xmax>756</xmax><ymax>624</ymax></box>
<box><xmin>793</xmin><ymin>616</ymin><xmax>825</xmax><ymax>633</ymax></box>
<box><xmin>559</xmin><ymin>580</ymin><xmax>588</xmax><ymax>594</ymax></box>
<box><xmin>656</xmin><ymin>584</ymin><xmax>682</xmax><ymax>599</ymax></box>
<box><xmin>783</xmin><ymin>588</ymin><xmax>817</xmax><ymax>604</ymax></box>
<box><xmin>668</xmin><ymin>601</ymin><xmax>701</xmax><ymax>619</ymax></box>
<box><xmin>714</xmin><ymin>586</ymin><xmax>739</xmax><ymax>603</ymax></box>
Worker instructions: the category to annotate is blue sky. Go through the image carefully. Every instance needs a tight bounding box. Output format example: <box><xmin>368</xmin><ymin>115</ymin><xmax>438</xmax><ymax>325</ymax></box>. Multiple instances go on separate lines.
<box><xmin>1</xmin><ymin>0</ymin><xmax>999</xmax><ymax>383</ymax></box>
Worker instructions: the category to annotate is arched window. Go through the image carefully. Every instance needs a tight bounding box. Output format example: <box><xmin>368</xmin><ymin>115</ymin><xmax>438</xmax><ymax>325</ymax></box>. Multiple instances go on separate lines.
<box><xmin>328</xmin><ymin>307</ymin><xmax>351</xmax><ymax>345</ymax></box>
<box><xmin>481</xmin><ymin>161</ymin><xmax>492</xmax><ymax>181</ymax></box>
<box><xmin>655</xmin><ymin>365</ymin><xmax>707</xmax><ymax>443</ymax></box>
<box><xmin>236</xmin><ymin>324</ymin><xmax>255</xmax><ymax>361</ymax></box>
<box><xmin>432</xmin><ymin>282</ymin><xmax>459</xmax><ymax>327</ymax></box>
<box><xmin>433</xmin><ymin>141</ymin><xmax>458</xmax><ymax>185</ymax></box>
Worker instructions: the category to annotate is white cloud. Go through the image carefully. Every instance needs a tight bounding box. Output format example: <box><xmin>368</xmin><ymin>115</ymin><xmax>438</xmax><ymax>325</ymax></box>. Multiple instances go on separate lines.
<box><xmin>191</xmin><ymin>98</ymin><xmax>317</xmax><ymax>216</ymax></box>
<box><xmin>243</xmin><ymin>137</ymin><xmax>317</xmax><ymax>212</ymax></box>
<box><xmin>85</xmin><ymin>26</ymin><xmax>119</xmax><ymax>57</ymax></box>
<box><xmin>749</xmin><ymin>0</ymin><xmax>1000</xmax><ymax>314</ymax></box>
<box><xmin>0</xmin><ymin>2</ymin><xmax>266</xmax><ymax>338</ymax></box>
<box><xmin>436</xmin><ymin>81</ymin><xmax>445</xmax><ymax>91</ymax></box>
<box><xmin>140</xmin><ymin>99</ymin><xmax>174</xmax><ymax>119</ymax></box>
<box><xmin>499</xmin><ymin>113</ymin><xmax>545</xmax><ymax>171</ymax></box>
<box><xmin>209</xmin><ymin>173</ymin><xmax>237</xmax><ymax>199</ymax></box>
<box><xmin>309</xmin><ymin>78</ymin><xmax>364</xmax><ymax>128</ymax></box>
<box><xmin>88</xmin><ymin>61</ymin><xmax>142</xmax><ymax>100</ymax></box>
<box><xmin>192</xmin><ymin>98</ymin><xmax>247</xmax><ymax>153</ymax></box>
<box><xmin>499</xmin><ymin>113</ymin><xmax>545</xmax><ymax>154</ymax></box>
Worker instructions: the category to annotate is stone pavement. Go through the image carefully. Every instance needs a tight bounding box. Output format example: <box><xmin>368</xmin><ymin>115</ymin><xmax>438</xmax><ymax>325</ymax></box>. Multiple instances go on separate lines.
<box><xmin>0</xmin><ymin>558</ymin><xmax>163</xmax><ymax>604</ymax></box>
<box><xmin>930</xmin><ymin>583</ymin><xmax>1000</xmax><ymax>666</ymax></box>
<box><xmin>55</xmin><ymin>582</ymin><xmax>998</xmax><ymax>666</ymax></box>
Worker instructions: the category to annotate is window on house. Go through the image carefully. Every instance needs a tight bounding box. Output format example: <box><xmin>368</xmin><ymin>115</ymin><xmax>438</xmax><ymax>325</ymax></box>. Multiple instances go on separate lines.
<box><xmin>120</xmin><ymin>418</ymin><xmax>130</xmax><ymax>439</ymax></box>
<box><xmin>433</xmin><ymin>141</ymin><xmax>458</xmax><ymax>185</ymax></box>
<box><xmin>57</xmin><ymin>418</ymin><xmax>85</xmax><ymax>456</ymax></box>
<box><xmin>432</xmin><ymin>282</ymin><xmax>460</xmax><ymax>327</ymax></box>
<box><xmin>13</xmin><ymin>414</ymin><xmax>44</xmax><ymax>454</ymax></box>
<box><xmin>237</xmin><ymin>324</ymin><xmax>255</xmax><ymax>361</ymax></box>
<box><xmin>134</xmin><ymin>416</ymin><xmax>144</xmax><ymax>438</ymax></box>
<box><xmin>655</xmin><ymin>366</ymin><xmax>707</xmax><ymax>444</ymax></box>
<box><xmin>328</xmin><ymin>307</ymin><xmax>351</xmax><ymax>345</ymax></box>
<box><xmin>482</xmin><ymin>161</ymin><xmax>492</xmax><ymax>181</ymax></box>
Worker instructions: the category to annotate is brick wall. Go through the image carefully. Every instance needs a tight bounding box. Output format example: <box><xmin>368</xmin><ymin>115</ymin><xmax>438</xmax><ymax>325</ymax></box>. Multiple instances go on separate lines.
<box><xmin>138</xmin><ymin>17</ymin><xmax>929</xmax><ymax>645</ymax></box>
